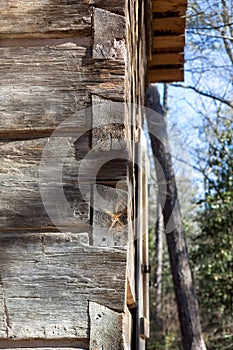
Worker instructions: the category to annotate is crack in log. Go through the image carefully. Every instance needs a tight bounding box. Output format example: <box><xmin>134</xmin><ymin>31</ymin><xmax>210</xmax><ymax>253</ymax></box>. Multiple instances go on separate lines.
<box><xmin>0</xmin><ymin>275</ymin><xmax>12</xmax><ymax>338</ymax></box>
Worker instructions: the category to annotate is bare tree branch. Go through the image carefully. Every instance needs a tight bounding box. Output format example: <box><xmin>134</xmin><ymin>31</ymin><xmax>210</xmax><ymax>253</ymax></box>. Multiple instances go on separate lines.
<box><xmin>171</xmin><ymin>84</ymin><xmax>233</xmax><ymax>108</ymax></box>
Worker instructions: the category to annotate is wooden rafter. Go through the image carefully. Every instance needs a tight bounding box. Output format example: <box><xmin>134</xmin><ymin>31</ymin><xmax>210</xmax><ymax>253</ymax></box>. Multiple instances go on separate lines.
<box><xmin>147</xmin><ymin>0</ymin><xmax>188</xmax><ymax>83</ymax></box>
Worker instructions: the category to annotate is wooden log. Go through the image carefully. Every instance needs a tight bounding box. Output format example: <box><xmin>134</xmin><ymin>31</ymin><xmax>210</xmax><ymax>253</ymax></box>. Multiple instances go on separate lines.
<box><xmin>93</xmin><ymin>8</ymin><xmax>126</xmax><ymax>60</ymax></box>
<box><xmin>88</xmin><ymin>82</ymin><xmax>125</xmax><ymax>102</ymax></box>
<box><xmin>0</xmin><ymin>344</ymin><xmax>87</xmax><ymax>350</ymax></box>
<box><xmin>0</xmin><ymin>138</ymin><xmax>91</xmax><ymax>232</ymax></box>
<box><xmin>149</xmin><ymin>52</ymin><xmax>184</xmax><ymax>66</ymax></box>
<box><xmin>92</xmin><ymin>95</ymin><xmax>127</xmax><ymax>151</ymax></box>
<box><xmin>0</xmin><ymin>37</ymin><xmax>92</xmax><ymax>48</ymax></box>
<box><xmin>147</xmin><ymin>68</ymin><xmax>184</xmax><ymax>83</ymax></box>
<box><xmin>154</xmin><ymin>17</ymin><xmax>186</xmax><ymax>35</ymax></box>
<box><xmin>0</xmin><ymin>233</ymin><xmax>127</xmax><ymax>339</ymax></box>
<box><xmin>92</xmin><ymin>184</ymin><xmax>128</xmax><ymax>247</ymax></box>
<box><xmin>89</xmin><ymin>302</ymin><xmax>124</xmax><ymax>350</ymax></box>
<box><xmin>0</xmin><ymin>138</ymin><xmax>129</xmax><ymax>231</ymax></box>
<box><xmin>0</xmin><ymin>44</ymin><xmax>91</xmax><ymax>137</ymax></box>
<box><xmin>152</xmin><ymin>0</ymin><xmax>187</xmax><ymax>15</ymax></box>
<box><xmin>85</xmin><ymin>59</ymin><xmax>125</xmax><ymax>83</ymax></box>
<box><xmin>87</xmin><ymin>0</ymin><xmax>125</xmax><ymax>15</ymax></box>
<box><xmin>0</xmin><ymin>1</ymin><xmax>91</xmax><ymax>39</ymax></box>
<box><xmin>0</xmin><ymin>44</ymin><xmax>125</xmax><ymax>138</ymax></box>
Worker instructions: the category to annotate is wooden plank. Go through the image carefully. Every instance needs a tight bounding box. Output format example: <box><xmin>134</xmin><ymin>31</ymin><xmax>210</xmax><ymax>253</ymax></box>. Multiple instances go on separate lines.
<box><xmin>123</xmin><ymin>306</ymin><xmax>133</xmax><ymax>349</ymax></box>
<box><xmin>65</xmin><ymin>152</ymin><xmax>129</xmax><ymax>184</ymax></box>
<box><xmin>0</xmin><ymin>1</ymin><xmax>91</xmax><ymax>39</ymax></box>
<box><xmin>93</xmin><ymin>8</ymin><xmax>126</xmax><ymax>59</ymax></box>
<box><xmin>147</xmin><ymin>68</ymin><xmax>184</xmax><ymax>83</ymax></box>
<box><xmin>153</xmin><ymin>35</ymin><xmax>185</xmax><ymax>49</ymax></box>
<box><xmin>0</xmin><ymin>336</ymin><xmax>88</xmax><ymax>349</ymax></box>
<box><xmin>154</xmin><ymin>17</ymin><xmax>186</xmax><ymax>35</ymax></box>
<box><xmin>87</xmin><ymin>0</ymin><xmax>125</xmax><ymax>15</ymax></box>
<box><xmin>89</xmin><ymin>302</ymin><xmax>124</xmax><ymax>350</ymax></box>
<box><xmin>87</xmin><ymin>60</ymin><xmax>125</xmax><ymax>83</ymax></box>
<box><xmin>0</xmin><ymin>37</ymin><xmax>92</xmax><ymax>48</ymax></box>
<box><xmin>152</xmin><ymin>0</ymin><xmax>187</xmax><ymax>15</ymax></box>
<box><xmin>0</xmin><ymin>233</ymin><xmax>127</xmax><ymax>339</ymax></box>
<box><xmin>0</xmin><ymin>44</ymin><xmax>91</xmax><ymax>137</ymax></box>
<box><xmin>141</xmin><ymin>152</ymin><xmax>150</xmax><ymax>340</ymax></box>
<box><xmin>127</xmin><ymin>278</ymin><xmax>136</xmax><ymax>308</ymax></box>
<box><xmin>0</xmin><ymin>138</ymin><xmax>91</xmax><ymax>231</ymax></box>
<box><xmin>149</xmin><ymin>52</ymin><xmax>184</xmax><ymax>66</ymax></box>
<box><xmin>92</xmin><ymin>185</ymin><xmax>128</xmax><ymax>247</ymax></box>
<box><xmin>140</xmin><ymin>317</ymin><xmax>150</xmax><ymax>340</ymax></box>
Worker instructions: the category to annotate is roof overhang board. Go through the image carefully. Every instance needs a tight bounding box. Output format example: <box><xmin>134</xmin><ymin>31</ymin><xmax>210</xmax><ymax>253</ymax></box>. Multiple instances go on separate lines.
<box><xmin>147</xmin><ymin>0</ymin><xmax>188</xmax><ymax>83</ymax></box>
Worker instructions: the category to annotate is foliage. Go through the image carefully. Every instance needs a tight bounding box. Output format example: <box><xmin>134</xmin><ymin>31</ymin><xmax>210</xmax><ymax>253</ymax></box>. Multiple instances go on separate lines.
<box><xmin>190</xmin><ymin>117</ymin><xmax>233</xmax><ymax>344</ymax></box>
<box><xmin>147</xmin><ymin>0</ymin><xmax>233</xmax><ymax>348</ymax></box>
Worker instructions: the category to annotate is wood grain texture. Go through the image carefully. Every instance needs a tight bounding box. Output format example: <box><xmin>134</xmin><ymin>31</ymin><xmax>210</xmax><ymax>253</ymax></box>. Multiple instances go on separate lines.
<box><xmin>149</xmin><ymin>52</ymin><xmax>184</xmax><ymax>66</ymax></box>
<box><xmin>92</xmin><ymin>95</ymin><xmax>127</xmax><ymax>151</ymax></box>
<box><xmin>147</xmin><ymin>67</ymin><xmax>184</xmax><ymax>82</ymax></box>
<box><xmin>0</xmin><ymin>138</ymin><xmax>91</xmax><ymax>231</ymax></box>
<box><xmin>0</xmin><ymin>0</ymin><xmax>91</xmax><ymax>38</ymax></box>
<box><xmin>87</xmin><ymin>0</ymin><xmax>125</xmax><ymax>15</ymax></box>
<box><xmin>93</xmin><ymin>8</ymin><xmax>126</xmax><ymax>60</ymax></box>
<box><xmin>152</xmin><ymin>0</ymin><xmax>187</xmax><ymax>15</ymax></box>
<box><xmin>125</xmin><ymin>1</ymin><xmax>148</xmax><ymax>348</ymax></box>
<box><xmin>0</xmin><ymin>43</ymin><xmax>90</xmax><ymax>137</ymax></box>
<box><xmin>0</xmin><ymin>233</ymin><xmax>127</xmax><ymax>339</ymax></box>
<box><xmin>123</xmin><ymin>306</ymin><xmax>133</xmax><ymax>350</ymax></box>
<box><xmin>88</xmin><ymin>82</ymin><xmax>125</xmax><ymax>102</ymax></box>
<box><xmin>0</xmin><ymin>346</ymin><xmax>87</xmax><ymax>350</ymax></box>
<box><xmin>89</xmin><ymin>302</ymin><xmax>124</xmax><ymax>350</ymax></box>
<box><xmin>154</xmin><ymin>17</ymin><xmax>186</xmax><ymax>35</ymax></box>
<box><xmin>0</xmin><ymin>44</ymin><xmax>125</xmax><ymax>138</ymax></box>
<box><xmin>153</xmin><ymin>35</ymin><xmax>185</xmax><ymax>50</ymax></box>
<box><xmin>92</xmin><ymin>185</ymin><xmax>128</xmax><ymax>247</ymax></box>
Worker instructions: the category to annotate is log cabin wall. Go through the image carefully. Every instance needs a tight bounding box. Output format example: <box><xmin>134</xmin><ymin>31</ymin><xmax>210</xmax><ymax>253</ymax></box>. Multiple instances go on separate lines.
<box><xmin>0</xmin><ymin>1</ymin><xmax>134</xmax><ymax>349</ymax></box>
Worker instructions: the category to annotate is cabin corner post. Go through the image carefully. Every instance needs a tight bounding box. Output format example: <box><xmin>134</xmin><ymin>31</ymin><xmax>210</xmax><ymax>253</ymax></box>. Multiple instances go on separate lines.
<box><xmin>125</xmin><ymin>1</ymin><xmax>150</xmax><ymax>349</ymax></box>
<box><xmin>89</xmin><ymin>5</ymin><xmax>136</xmax><ymax>350</ymax></box>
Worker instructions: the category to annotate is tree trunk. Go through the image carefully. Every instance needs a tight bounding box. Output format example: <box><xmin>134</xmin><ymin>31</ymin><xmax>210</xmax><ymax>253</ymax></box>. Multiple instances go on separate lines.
<box><xmin>146</xmin><ymin>85</ymin><xmax>207</xmax><ymax>350</ymax></box>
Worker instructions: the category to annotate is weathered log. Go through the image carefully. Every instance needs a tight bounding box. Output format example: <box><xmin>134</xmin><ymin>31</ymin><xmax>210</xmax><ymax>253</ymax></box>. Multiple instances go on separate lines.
<box><xmin>87</xmin><ymin>0</ymin><xmax>125</xmax><ymax>15</ymax></box>
<box><xmin>0</xmin><ymin>44</ymin><xmax>90</xmax><ymax>137</ymax></box>
<box><xmin>92</xmin><ymin>95</ymin><xmax>127</xmax><ymax>151</ymax></box>
<box><xmin>0</xmin><ymin>233</ymin><xmax>127</xmax><ymax>339</ymax></box>
<box><xmin>0</xmin><ymin>1</ymin><xmax>91</xmax><ymax>39</ymax></box>
<box><xmin>93</xmin><ymin>8</ymin><xmax>126</xmax><ymax>60</ymax></box>
<box><xmin>92</xmin><ymin>185</ymin><xmax>128</xmax><ymax>247</ymax></box>
<box><xmin>0</xmin><ymin>138</ymin><xmax>90</xmax><ymax>231</ymax></box>
<box><xmin>0</xmin><ymin>340</ymin><xmax>88</xmax><ymax>350</ymax></box>
<box><xmin>89</xmin><ymin>302</ymin><xmax>124</xmax><ymax>350</ymax></box>
<box><xmin>0</xmin><ymin>44</ymin><xmax>125</xmax><ymax>139</ymax></box>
